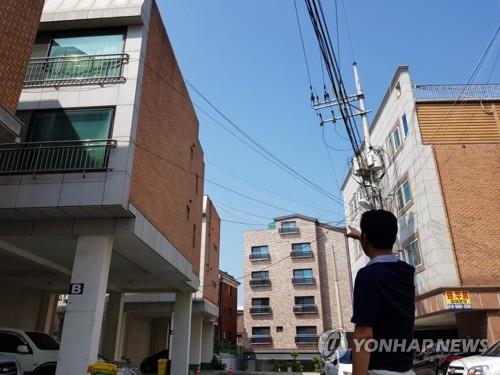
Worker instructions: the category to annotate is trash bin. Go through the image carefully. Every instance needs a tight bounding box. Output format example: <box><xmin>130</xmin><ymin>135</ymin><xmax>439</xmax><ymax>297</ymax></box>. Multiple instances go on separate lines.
<box><xmin>157</xmin><ymin>358</ymin><xmax>168</xmax><ymax>375</ymax></box>
<box><xmin>88</xmin><ymin>362</ymin><xmax>118</xmax><ymax>375</ymax></box>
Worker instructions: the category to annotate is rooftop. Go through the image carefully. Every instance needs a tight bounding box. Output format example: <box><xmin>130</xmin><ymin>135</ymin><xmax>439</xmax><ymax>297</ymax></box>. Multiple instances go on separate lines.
<box><xmin>413</xmin><ymin>84</ymin><xmax>500</xmax><ymax>101</ymax></box>
<box><xmin>219</xmin><ymin>270</ymin><xmax>241</xmax><ymax>287</ymax></box>
<box><xmin>273</xmin><ymin>214</ymin><xmax>345</xmax><ymax>233</ymax></box>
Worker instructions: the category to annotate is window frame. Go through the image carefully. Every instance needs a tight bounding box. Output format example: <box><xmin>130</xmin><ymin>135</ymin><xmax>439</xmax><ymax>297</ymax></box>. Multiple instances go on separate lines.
<box><xmin>401</xmin><ymin>113</ymin><xmax>409</xmax><ymax>138</ymax></box>
<box><xmin>395</xmin><ymin>177</ymin><xmax>413</xmax><ymax>214</ymax></box>
<box><xmin>403</xmin><ymin>235</ymin><xmax>424</xmax><ymax>272</ymax></box>
<box><xmin>293</xmin><ymin>268</ymin><xmax>313</xmax><ymax>278</ymax></box>
<box><xmin>251</xmin><ymin>245</ymin><xmax>269</xmax><ymax>255</ymax></box>
<box><xmin>251</xmin><ymin>271</ymin><xmax>269</xmax><ymax>280</ymax></box>
<box><xmin>252</xmin><ymin>327</ymin><xmax>271</xmax><ymax>336</ymax></box>
<box><xmin>295</xmin><ymin>296</ymin><xmax>315</xmax><ymax>306</ymax></box>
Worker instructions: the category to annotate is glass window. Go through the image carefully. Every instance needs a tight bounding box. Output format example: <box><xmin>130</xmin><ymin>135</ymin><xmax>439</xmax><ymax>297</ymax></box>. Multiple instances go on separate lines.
<box><xmin>293</xmin><ymin>269</ymin><xmax>313</xmax><ymax>278</ymax></box>
<box><xmin>350</xmin><ymin>197</ymin><xmax>358</xmax><ymax>215</ymax></box>
<box><xmin>0</xmin><ymin>332</ymin><xmax>26</xmax><ymax>353</ymax></box>
<box><xmin>28</xmin><ymin>109</ymin><xmax>113</xmax><ymax>142</ymax></box>
<box><xmin>251</xmin><ymin>271</ymin><xmax>269</xmax><ymax>279</ymax></box>
<box><xmin>276</xmin><ymin>326</ymin><xmax>283</xmax><ymax>332</ymax></box>
<box><xmin>25</xmin><ymin>332</ymin><xmax>59</xmax><ymax>350</ymax></box>
<box><xmin>252</xmin><ymin>298</ymin><xmax>269</xmax><ymax>306</ymax></box>
<box><xmin>296</xmin><ymin>326</ymin><xmax>317</xmax><ymax>335</ymax></box>
<box><xmin>404</xmin><ymin>239</ymin><xmax>422</xmax><ymax>268</ymax></box>
<box><xmin>281</xmin><ymin>221</ymin><xmax>297</xmax><ymax>230</ymax></box>
<box><xmin>292</xmin><ymin>243</ymin><xmax>311</xmax><ymax>252</ymax></box>
<box><xmin>295</xmin><ymin>296</ymin><xmax>315</xmax><ymax>305</ymax></box>
<box><xmin>392</xmin><ymin>127</ymin><xmax>402</xmax><ymax>151</ymax></box>
<box><xmin>251</xmin><ymin>246</ymin><xmax>269</xmax><ymax>255</ymax></box>
<box><xmin>49</xmin><ymin>30</ymin><xmax>125</xmax><ymax>57</ymax></box>
<box><xmin>252</xmin><ymin>327</ymin><xmax>270</xmax><ymax>336</ymax></box>
<box><xmin>401</xmin><ymin>114</ymin><xmax>409</xmax><ymax>138</ymax></box>
<box><xmin>396</xmin><ymin>180</ymin><xmax>412</xmax><ymax>211</ymax></box>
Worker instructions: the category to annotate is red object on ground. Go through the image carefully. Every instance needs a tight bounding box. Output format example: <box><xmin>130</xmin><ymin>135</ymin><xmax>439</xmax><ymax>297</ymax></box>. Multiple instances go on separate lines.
<box><xmin>195</xmin><ymin>368</ymin><xmax>201</xmax><ymax>375</ymax></box>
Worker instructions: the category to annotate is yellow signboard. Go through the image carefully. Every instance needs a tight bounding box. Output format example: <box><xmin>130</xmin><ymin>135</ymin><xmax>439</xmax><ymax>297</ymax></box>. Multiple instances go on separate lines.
<box><xmin>445</xmin><ymin>291</ymin><xmax>472</xmax><ymax>310</ymax></box>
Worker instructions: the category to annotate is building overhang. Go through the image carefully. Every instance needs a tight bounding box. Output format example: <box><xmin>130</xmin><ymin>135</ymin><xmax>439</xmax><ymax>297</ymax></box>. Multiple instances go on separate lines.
<box><xmin>0</xmin><ymin>105</ymin><xmax>23</xmax><ymax>141</ymax></box>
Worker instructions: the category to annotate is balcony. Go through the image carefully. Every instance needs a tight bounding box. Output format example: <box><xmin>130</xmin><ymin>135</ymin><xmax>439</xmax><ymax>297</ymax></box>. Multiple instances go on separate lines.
<box><xmin>295</xmin><ymin>334</ymin><xmax>319</xmax><ymax>344</ymax></box>
<box><xmin>279</xmin><ymin>226</ymin><xmax>299</xmax><ymax>235</ymax></box>
<box><xmin>290</xmin><ymin>250</ymin><xmax>313</xmax><ymax>258</ymax></box>
<box><xmin>24</xmin><ymin>54</ymin><xmax>129</xmax><ymax>88</ymax></box>
<box><xmin>249</xmin><ymin>278</ymin><xmax>271</xmax><ymax>287</ymax></box>
<box><xmin>292</xmin><ymin>277</ymin><xmax>316</xmax><ymax>285</ymax></box>
<box><xmin>249</xmin><ymin>253</ymin><xmax>270</xmax><ymax>261</ymax></box>
<box><xmin>293</xmin><ymin>304</ymin><xmax>317</xmax><ymax>314</ymax></box>
<box><xmin>250</xmin><ymin>335</ymin><xmax>272</xmax><ymax>344</ymax></box>
<box><xmin>250</xmin><ymin>306</ymin><xmax>272</xmax><ymax>315</ymax></box>
<box><xmin>0</xmin><ymin>139</ymin><xmax>116</xmax><ymax>175</ymax></box>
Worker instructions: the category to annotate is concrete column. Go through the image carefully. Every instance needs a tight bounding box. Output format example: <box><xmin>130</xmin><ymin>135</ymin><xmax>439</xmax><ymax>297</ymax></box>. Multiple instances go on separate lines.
<box><xmin>189</xmin><ymin>314</ymin><xmax>203</xmax><ymax>367</ymax></box>
<box><xmin>56</xmin><ymin>235</ymin><xmax>113</xmax><ymax>375</ymax></box>
<box><xmin>102</xmin><ymin>292</ymin><xmax>124</xmax><ymax>360</ymax></box>
<box><xmin>170</xmin><ymin>292</ymin><xmax>192</xmax><ymax>375</ymax></box>
<box><xmin>201</xmin><ymin>320</ymin><xmax>215</xmax><ymax>364</ymax></box>
<box><xmin>36</xmin><ymin>292</ymin><xmax>57</xmax><ymax>334</ymax></box>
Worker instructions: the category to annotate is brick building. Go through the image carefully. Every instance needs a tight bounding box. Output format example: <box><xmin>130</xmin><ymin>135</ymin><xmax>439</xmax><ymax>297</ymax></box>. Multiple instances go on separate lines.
<box><xmin>243</xmin><ymin>215</ymin><xmax>353</xmax><ymax>371</ymax></box>
<box><xmin>0</xmin><ymin>0</ymin><xmax>44</xmax><ymax>141</ymax></box>
<box><xmin>0</xmin><ymin>1</ymin><xmax>206</xmax><ymax>373</ymax></box>
<box><xmin>218</xmin><ymin>271</ymin><xmax>240</xmax><ymax>347</ymax></box>
<box><xmin>342</xmin><ymin>66</ymin><xmax>500</xmax><ymax>344</ymax></box>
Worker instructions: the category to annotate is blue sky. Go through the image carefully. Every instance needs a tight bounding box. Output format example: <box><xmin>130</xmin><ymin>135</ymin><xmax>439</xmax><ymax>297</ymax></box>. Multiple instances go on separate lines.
<box><xmin>158</xmin><ymin>1</ymin><xmax>500</xmax><ymax>304</ymax></box>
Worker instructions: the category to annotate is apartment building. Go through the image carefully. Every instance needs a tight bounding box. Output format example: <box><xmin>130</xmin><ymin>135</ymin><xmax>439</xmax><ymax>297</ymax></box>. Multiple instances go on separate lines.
<box><xmin>243</xmin><ymin>215</ymin><xmax>353</xmax><ymax>371</ymax></box>
<box><xmin>0</xmin><ymin>0</ymin><xmax>44</xmax><ymax>141</ymax></box>
<box><xmin>218</xmin><ymin>271</ymin><xmax>240</xmax><ymax>347</ymax></box>
<box><xmin>0</xmin><ymin>1</ymin><xmax>205</xmax><ymax>374</ymax></box>
<box><xmin>342</xmin><ymin>66</ymin><xmax>500</xmax><ymax>344</ymax></box>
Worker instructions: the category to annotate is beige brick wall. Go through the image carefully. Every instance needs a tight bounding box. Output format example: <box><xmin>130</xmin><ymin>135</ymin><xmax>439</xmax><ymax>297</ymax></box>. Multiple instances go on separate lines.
<box><xmin>243</xmin><ymin>217</ymin><xmax>352</xmax><ymax>353</ymax></box>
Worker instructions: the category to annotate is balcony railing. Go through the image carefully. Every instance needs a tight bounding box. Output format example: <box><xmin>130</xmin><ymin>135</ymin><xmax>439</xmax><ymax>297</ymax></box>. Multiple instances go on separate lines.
<box><xmin>295</xmin><ymin>334</ymin><xmax>319</xmax><ymax>344</ymax></box>
<box><xmin>279</xmin><ymin>226</ymin><xmax>299</xmax><ymax>235</ymax></box>
<box><xmin>292</xmin><ymin>277</ymin><xmax>316</xmax><ymax>285</ymax></box>
<box><xmin>249</xmin><ymin>253</ymin><xmax>270</xmax><ymax>261</ymax></box>
<box><xmin>0</xmin><ymin>139</ymin><xmax>116</xmax><ymax>175</ymax></box>
<box><xmin>413</xmin><ymin>84</ymin><xmax>500</xmax><ymax>101</ymax></box>
<box><xmin>249</xmin><ymin>278</ymin><xmax>271</xmax><ymax>287</ymax></box>
<box><xmin>293</xmin><ymin>304</ymin><xmax>317</xmax><ymax>314</ymax></box>
<box><xmin>24</xmin><ymin>54</ymin><xmax>129</xmax><ymax>88</ymax></box>
<box><xmin>250</xmin><ymin>335</ymin><xmax>272</xmax><ymax>344</ymax></box>
<box><xmin>250</xmin><ymin>306</ymin><xmax>272</xmax><ymax>315</ymax></box>
<box><xmin>290</xmin><ymin>250</ymin><xmax>313</xmax><ymax>258</ymax></box>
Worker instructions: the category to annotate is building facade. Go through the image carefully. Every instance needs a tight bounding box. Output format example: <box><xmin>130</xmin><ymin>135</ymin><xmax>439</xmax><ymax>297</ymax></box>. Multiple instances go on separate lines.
<box><xmin>342</xmin><ymin>66</ymin><xmax>500</xmax><ymax>344</ymax></box>
<box><xmin>0</xmin><ymin>0</ymin><xmax>44</xmax><ymax>141</ymax></box>
<box><xmin>243</xmin><ymin>215</ymin><xmax>353</xmax><ymax>371</ymax></box>
<box><xmin>218</xmin><ymin>271</ymin><xmax>240</xmax><ymax>347</ymax></box>
<box><xmin>0</xmin><ymin>1</ymin><xmax>205</xmax><ymax>374</ymax></box>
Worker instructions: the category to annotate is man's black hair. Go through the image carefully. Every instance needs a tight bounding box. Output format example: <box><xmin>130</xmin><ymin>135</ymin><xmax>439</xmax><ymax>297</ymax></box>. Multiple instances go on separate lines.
<box><xmin>360</xmin><ymin>209</ymin><xmax>398</xmax><ymax>249</ymax></box>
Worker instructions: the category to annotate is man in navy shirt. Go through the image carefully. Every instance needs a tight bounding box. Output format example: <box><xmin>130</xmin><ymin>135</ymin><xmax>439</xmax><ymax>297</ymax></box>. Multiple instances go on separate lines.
<box><xmin>347</xmin><ymin>210</ymin><xmax>415</xmax><ymax>375</ymax></box>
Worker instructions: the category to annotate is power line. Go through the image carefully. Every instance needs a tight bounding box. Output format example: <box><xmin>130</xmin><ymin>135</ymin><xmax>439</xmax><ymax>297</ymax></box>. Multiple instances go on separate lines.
<box><xmin>293</xmin><ymin>0</ymin><xmax>313</xmax><ymax>90</ymax></box>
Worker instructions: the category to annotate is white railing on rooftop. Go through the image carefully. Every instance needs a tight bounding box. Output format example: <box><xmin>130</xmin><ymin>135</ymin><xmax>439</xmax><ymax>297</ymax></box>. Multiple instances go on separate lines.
<box><xmin>413</xmin><ymin>84</ymin><xmax>500</xmax><ymax>101</ymax></box>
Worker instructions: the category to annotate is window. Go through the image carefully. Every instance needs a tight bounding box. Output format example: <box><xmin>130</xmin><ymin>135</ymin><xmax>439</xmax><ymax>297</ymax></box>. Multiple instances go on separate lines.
<box><xmin>293</xmin><ymin>269</ymin><xmax>313</xmax><ymax>279</ymax></box>
<box><xmin>0</xmin><ymin>332</ymin><xmax>27</xmax><ymax>353</ymax></box>
<box><xmin>396</xmin><ymin>179</ymin><xmax>412</xmax><ymax>211</ymax></box>
<box><xmin>292</xmin><ymin>243</ymin><xmax>311</xmax><ymax>252</ymax></box>
<box><xmin>295</xmin><ymin>296</ymin><xmax>315</xmax><ymax>305</ymax></box>
<box><xmin>296</xmin><ymin>326</ymin><xmax>317</xmax><ymax>335</ymax></box>
<box><xmin>25</xmin><ymin>332</ymin><xmax>59</xmax><ymax>350</ymax></box>
<box><xmin>401</xmin><ymin>114</ymin><xmax>409</xmax><ymax>138</ymax></box>
<box><xmin>27</xmin><ymin>108</ymin><xmax>113</xmax><ymax>142</ymax></box>
<box><xmin>350</xmin><ymin>197</ymin><xmax>358</xmax><ymax>215</ymax></box>
<box><xmin>49</xmin><ymin>29</ymin><xmax>125</xmax><ymax>57</ymax></box>
<box><xmin>404</xmin><ymin>239</ymin><xmax>422</xmax><ymax>268</ymax></box>
<box><xmin>252</xmin><ymin>327</ymin><xmax>270</xmax><ymax>336</ymax></box>
<box><xmin>395</xmin><ymin>82</ymin><xmax>402</xmax><ymax>99</ymax></box>
<box><xmin>280</xmin><ymin>221</ymin><xmax>298</xmax><ymax>234</ymax></box>
<box><xmin>276</xmin><ymin>326</ymin><xmax>283</xmax><ymax>333</ymax></box>
<box><xmin>391</xmin><ymin>126</ymin><xmax>402</xmax><ymax>151</ymax></box>
<box><xmin>250</xmin><ymin>246</ymin><xmax>269</xmax><ymax>260</ymax></box>
<box><xmin>251</xmin><ymin>271</ymin><xmax>269</xmax><ymax>280</ymax></box>
<box><xmin>252</xmin><ymin>298</ymin><xmax>270</xmax><ymax>306</ymax></box>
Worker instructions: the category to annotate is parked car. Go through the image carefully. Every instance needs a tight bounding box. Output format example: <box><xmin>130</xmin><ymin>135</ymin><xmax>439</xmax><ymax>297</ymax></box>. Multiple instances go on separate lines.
<box><xmin>0</xmin><ymin>329</ymin><xmax>58</xmax><ymax>375</ymax></box>
<box><xmin>447</xmin><ymin>340</ymin><xmax>500</xmax><ymax>375</ymax></box>
<box><xmin>414</xmin><ymin>343</ymin><xmax>481</xmax><ymax>375</ymax></box>
<box><xmin>0</xmin><ymin>353</ymin><xmax>22</xmax><ymax>375</ymax></box>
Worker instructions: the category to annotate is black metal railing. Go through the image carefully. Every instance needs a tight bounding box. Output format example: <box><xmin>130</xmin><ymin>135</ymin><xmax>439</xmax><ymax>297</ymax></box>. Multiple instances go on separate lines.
<box><xmin>250</xmin><ymin>335</ymin><xmax>272</xmax><ymax>344</ymax></box>
<box><xmin>293</xmin><ymin>304</ymin><xmax>317</xmax><ymax>314</ymax></box>
<box><xmin>292</xmin><ymin>277</ymin><xmax>315</xmax><ymax>285</ymax></box>
<box><xmin>290</xmin><ymin>250</ymin><xmax>313</xmax><ymax>258</ymax></box>
<box><xmin>0</xmin><ymin>139</ymin><xmax>116</xmax><ymax>175</ymax></box>
<box><xmin>24</xmin><ymin>54</ymin><xmax>129</xmax><ymax>87</ymax></box>
<box><xmin>249</xmin><ymin>253</ymin><xmax>270</xmax><ymax>261</ymax></box>
<box><xmin>279</xmin><ymin>226</ymin><xmax>299</xmax><ymax>234</ymax></box>
<box><xmin>250</xmin><ymin>306</ymin><xmax>272</xmax><ymax>315</ymax></box>
<box><xmin>249</xmin><ymin>278</ymin><xmax>271</xmax><ymax>287</ymax></box>
<box><xmin>295</xmin><ymin>334</ymin><xmax>319</xmax><ymax>344</ymax></box>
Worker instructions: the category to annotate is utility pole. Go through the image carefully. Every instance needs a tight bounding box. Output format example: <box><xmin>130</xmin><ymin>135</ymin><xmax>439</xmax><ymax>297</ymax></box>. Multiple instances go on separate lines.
<box><xmin>311</xmin><ymin>63</ymin><xmax>385</xmax><ymax>209</ymax></box>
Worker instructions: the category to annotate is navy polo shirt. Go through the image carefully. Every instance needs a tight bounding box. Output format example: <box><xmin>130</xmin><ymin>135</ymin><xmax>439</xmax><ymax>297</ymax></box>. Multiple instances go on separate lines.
<box><xmin>351</xmin><ymin>255</ymin><xmax>415</xmax><ymax>372</ymax></box>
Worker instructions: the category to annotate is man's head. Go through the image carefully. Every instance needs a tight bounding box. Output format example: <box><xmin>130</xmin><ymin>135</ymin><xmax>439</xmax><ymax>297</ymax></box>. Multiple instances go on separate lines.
<box><xmin>360</xmin><ymin>209</ymin><xmax>398</xmax><ymax>256</ymax></box>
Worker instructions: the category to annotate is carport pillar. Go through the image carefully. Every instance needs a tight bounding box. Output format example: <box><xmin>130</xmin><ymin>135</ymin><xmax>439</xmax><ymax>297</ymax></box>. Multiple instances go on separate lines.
<box><xmin>170</xmin><ymin>291</ymin><xmax>193</xmax><ymax>375</ymax></box>
<box><xmin>102</xmin><ymin>292</ymin><xmax>124</xmax><ymax>360</ymax></box>
<box><xmin>189</xmin><ymin>313</ymin><xmax>203</xmax><ymax>367</ymax></box>
<box><xmin>201</xmin><ymin>320</ymin><xmax>215</xmax><ymax>364</ymax></box>
<box><xmin>56</xmin><ymin>235</ymin><xmax>114</xmax><ymax>375</ymax></box>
